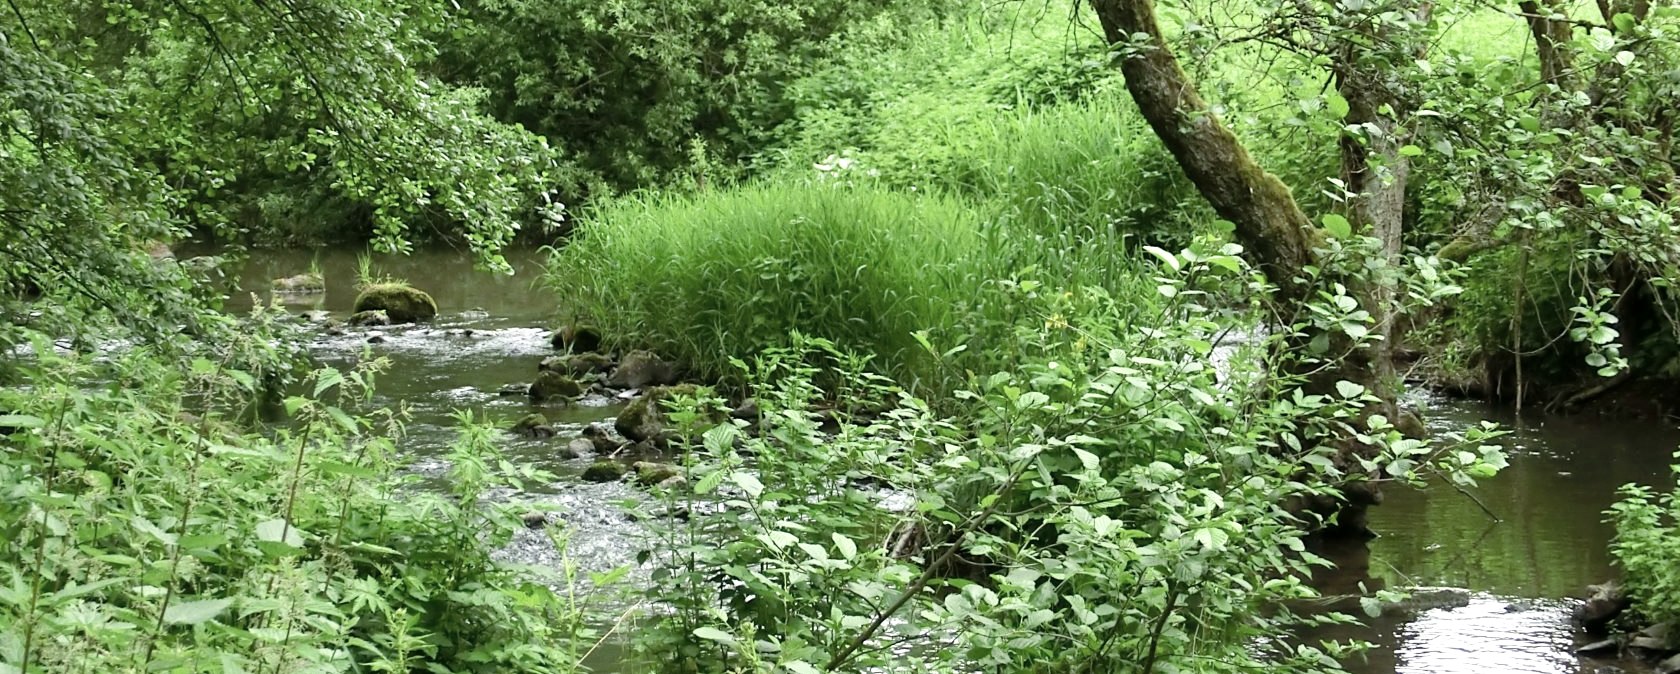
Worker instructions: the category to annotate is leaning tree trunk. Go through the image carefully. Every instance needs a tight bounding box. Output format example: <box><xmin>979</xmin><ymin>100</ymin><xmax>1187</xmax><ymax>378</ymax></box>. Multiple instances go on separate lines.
<box><xmin>1090</xmin><ymin>0</ymin><xmax>1397</xmax><ymax>534</ymax></box>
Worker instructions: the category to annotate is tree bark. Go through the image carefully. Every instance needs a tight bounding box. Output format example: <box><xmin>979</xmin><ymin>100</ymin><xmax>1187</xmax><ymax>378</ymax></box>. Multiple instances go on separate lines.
<box><xmin>1088</xmin><ymin>0</ymin><xmax>1319</xmax><ymax>308</ymax></box>
<box><xmin>1520</xmin><ymin>0</ymin><xmax>1575</xmax><ymax>87</ymax></box>
<box><xmin>1091</xmin><ymin>0</ymin><xmax>1396</xmax><ymax>534</ymax></box>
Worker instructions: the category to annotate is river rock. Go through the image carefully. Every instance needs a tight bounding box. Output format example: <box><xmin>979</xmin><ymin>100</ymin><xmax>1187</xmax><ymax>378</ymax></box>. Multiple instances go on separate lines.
<box><xmin>731</xmin><ymin>398</ymin><xmax>761</xmax><ymax>422</ymax></box>
<box><xmin>565</xmin><ymin>437</ymin><xmax>594</xmax><ymax>458</ymax></box>
<box><xmin>1632</xmin><ymin>622</ymin><xmax>1679</xmax><ymax>654</ymax></box>
<box><xmin>1659</xmin><ymin>654</ymin><xmax>1680</xmax><ymax>674</ymax></box>
<box><xmin>633</xmin><ymin>461</ymin><xmax>680</xmax><ymax>487</ymax></box>
<box><xmin>582</xmin><ymin>423</ymin><xmax>623</xmax><ymax>453</ymax></box>
<box><xmin>528</xmin><ymin>371</ymin><xmax>584</xmax><ymax>403</ymax></box>
<box><xmin>272</xmin><ymin>272</ymin><xmax>325</xmax><ymax>294</ymax></box>
<box><xmin>510</xmin><ymin>413</ymin><xmax>556</xmax><ymax>439</ymax></box>
<box><xmin>616</xmin><ymin>385</ymin><xmax>693</xmax><ymax>445</ymax></box>
<box><xmin>347</xmin><ymin>310</ymin><xmax>391</xmax><ymax>327</ymax></box>
<box><xmin>521</xmin><ymin>512</ymin><xmax>548</xmax><ymax>529</ymax></box>
<box><xmin>1576</xmin><ymin>581</ymin><xmax>1630</xmax><ymax>634</ymax></box>
<box><xmin>366</xmin><ymin>332</ymin><xmax>386</xmax><ymax>344</ymax></box>
<box><xmin>552</xmin><ymin>324</ymin><xmax>603</xmax><ymax>353</ymax></box>
<box><xmin>353</xmin><ymin>283</ymin><xmax>437</xmax><ymax>323</ymax></box>
<box><xmin>300</xmin><ymin>310</ymin><xmax>331</xmax><ymax>323</ymax></box>
<box><xmin>607</xmin><ymin>350</ymin><xmax>677</xmax><ymax>389</ymax></box>
<box><xmin>1576</xmin><ymin>638</ymin><xmax>1621</xmax><ymax>656</ymax></box>
<box><xmin>540</xmin><ymin>352</ymin><xmax>614</xmax><ymax>376</ymax></box>
<box><xmin>581</xmin><ymin>460</ymin><xmax>626</xmax><ymax>483</ymax></box>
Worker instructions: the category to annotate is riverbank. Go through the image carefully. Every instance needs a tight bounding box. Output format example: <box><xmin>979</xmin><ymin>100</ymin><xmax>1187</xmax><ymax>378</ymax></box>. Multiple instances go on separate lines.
<box><xmin>213</xmin><ymin>246</ymin><xmax>1680</xmax><ymax>674</ymax></box>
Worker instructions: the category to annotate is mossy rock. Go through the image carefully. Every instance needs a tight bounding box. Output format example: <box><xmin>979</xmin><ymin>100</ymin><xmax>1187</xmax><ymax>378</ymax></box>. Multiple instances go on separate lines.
<box><xmin>615</xmin><ymin>384</ymin><xmax>711</xmax><ymax>444</ymax></box>
<box><xmin>347</xmin><ymin>310</ymin><xmax>391</xmax><ymax>327</ymax></box>
<box><xmin>540</xmin><ymin>352</ymin><xmax>614</xmax><ymax>376</ymax></box>
<box><xmin>272</xmin><ymin>272</ymin><xmax>325</xmax><ymax>293</ymax></box>
<box><xmin>528</xmin><ymin>371</ymin><xmax>584</xmax><ymax>403</ymax></box>
<box><xmin>632</xmin><ymin>461</ymin><xmax>680</xmax><ymax>487</ymax></box>
<box><xmin>552</xmin><ymin>324</ymin><xmax>603</xmax><ymax>353</ymax></box>
<box><xmin>581</xmin><ymin>460</ymin><xmax>626</xmax><ymax>483</ymax></box>
<box><xmin>353</xmin><ymin>283</ymin><xmax>437</xmax><ymax>323</ymax></box>
<box><xmin>510</xmin><ymin>413</ymin><xmax>555</xmax><ymax>439</ymax></box>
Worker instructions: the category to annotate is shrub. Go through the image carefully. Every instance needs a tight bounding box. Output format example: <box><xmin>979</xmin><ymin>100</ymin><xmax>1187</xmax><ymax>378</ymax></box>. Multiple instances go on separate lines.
<box><xmin>631</xmin><ymin>251</ymin><xmax>1507</xmax><ymax>673</ymax></box>
<box><xmin>0</xmin><ymin>332</ymin><xmax>596</xmax><ymax>673</ymax></box>
<box><xmin>1610</xmin><ymin>463</ymin><xmax>1680</xmax><ymax>626</ymax></box>
<box><xmin>547</xmin><ymin>181</ymin><xmax>997</xmax><ymax>390</ymax></box>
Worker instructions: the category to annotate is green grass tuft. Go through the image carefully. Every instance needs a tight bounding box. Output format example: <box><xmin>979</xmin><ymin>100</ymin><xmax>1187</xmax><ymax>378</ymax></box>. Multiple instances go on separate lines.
<box><xmin>548</xmin><ymin>181</ymin><xmax>1001</xmax><ymax>390</ymax></box>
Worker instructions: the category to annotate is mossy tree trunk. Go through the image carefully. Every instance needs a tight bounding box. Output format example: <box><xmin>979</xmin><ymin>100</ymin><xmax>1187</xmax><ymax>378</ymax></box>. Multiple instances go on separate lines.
<box><xmin>1090</xmin><ymin>0</ymin><xmax>1399</xmax><ymax>533</ymax></box>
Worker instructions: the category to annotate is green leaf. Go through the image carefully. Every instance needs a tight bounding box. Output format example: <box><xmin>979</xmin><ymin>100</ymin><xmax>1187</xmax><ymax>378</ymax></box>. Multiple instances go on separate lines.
<box><xmin>832</xmin><ymin>533</ymin><xmax>858</xmax><ymax>560</ymax></box>
<box><xmin>255</xmin><ymin>519</ymin><xmax>303</xmax><ymax>548</ymax></box>
<box><xmin>1142</xmin><ymin>245</ymin><xmax>1180</xmax><ymax>272</ymax></box>
<box><xmin>1612</xmin><ymin>12</ymin><xmax>1637</xmax><ymax>33</ymax></box>
<box><xmin>1321</xmin><ymin>213</ymin><xmax>1352</xmax><ymax>238</ymax></box>
<box><xmin>694</xmin><ymin>469</ymin><xmax>726</xmax><ymax>495</ymax></box>
<box><xmin>1327</xmin><ymin>92</ymin><xmax>1350</xmax><ymax>119</ymax></box>
<box><xmin>1398</xmin><ymin>144</ymin><xmax>1424</xmax><ymax>157</ymax></box>
<box><xmin>0</xmin><ymin>415</ymin><xmax>45</xmax><ymax>429</ymax></box>
<box><xmin>1615</xmin><ymin>50</ymin><xmax>1635</xmax><ymax>67</ymax></box>
<box><xmin>1072</xmin><ymin>447</ymin><xmax>1100</xmax><ymax>471</ymax></box>
<box><xmin>1335</xmin><ymin>381</ymin><xmax>1365</xmax><ymax>399</ymax></box>
<box><xmin>693</xmin><ymin>626</ymin><xmax>737</xmax><ymax>647</ymax></box>
<box><xmin>784</xmin><ymin>662</ymin><xmax>822</xmax><ymax>674</ymax></box>
<box><xmin>1518</xmin><ymin>114</ymin><xmax>1540</xmax><ymax>132</ymax></box>
<box><xmin>163</xmin><ymin>598</ymin><xmax>233</xmax><ymax>625</ymax></box>
<box><xmin>313</xmin><ymin>368</ymin><xmax>344</xmax><ymax>397</ymax></box>
<box><xmin>732</xmin><ymin>471</ymin><xmax>764</xmax><ymax>498</ymax></box>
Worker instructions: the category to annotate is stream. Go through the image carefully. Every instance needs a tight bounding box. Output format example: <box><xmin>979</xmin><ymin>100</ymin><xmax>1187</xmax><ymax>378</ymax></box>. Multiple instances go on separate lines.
<box><xmin>219</xmin><ymin>246</ymin><xmax>1677</xmax><ymax>674</ymax></box>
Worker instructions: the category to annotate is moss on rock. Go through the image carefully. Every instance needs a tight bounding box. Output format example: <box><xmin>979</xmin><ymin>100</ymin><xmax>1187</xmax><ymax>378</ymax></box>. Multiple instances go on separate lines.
<box><xmin>347</xmin><ymin>310</ymin><xmax>391</xmax><ymax>327</ymax></box>
<box><xmin>528</xmin><ymin>371</ymin><xmax>584</xmax><ymax>403</ymax></box>
<box><xmin>510</xmin><ymin>413</ymin><xmax>555</xmax><ymax>438</ymax></box>
<box><xmin>581</xmin><ymin>460</ymin><xmax>626</xmax><ymax>483</ymax></box>
<box><xmin>632</xmin><ymin>461</ymin><xmax>680</xmax><ymax>486</ymax></box>
<box><xmin>353</xmin><ymin>283</ymin><xmax>437</xmax><ymax>323</ymax></box>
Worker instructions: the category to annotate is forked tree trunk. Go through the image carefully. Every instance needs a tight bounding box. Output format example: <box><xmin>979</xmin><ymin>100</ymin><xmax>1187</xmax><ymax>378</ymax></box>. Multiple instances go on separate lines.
<box><xmin>1090</xmin><ymin>0</ymin><xmax>1397</xmax><ymax>534</ymax></box>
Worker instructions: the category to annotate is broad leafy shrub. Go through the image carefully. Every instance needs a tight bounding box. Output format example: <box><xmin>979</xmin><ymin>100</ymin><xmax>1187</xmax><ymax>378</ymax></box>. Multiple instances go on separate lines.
<box><xmin>1610</xmin><ymin>464</ymin><xmax>1680</xmax><ymax>626</ymax></box>
<box><xmin>547</xmin><ymin>181</ymin><xmax>998</xmax><ymax>390</ymax></box>
<box><xmin>630</xmin><ymin>246</ymin><xmax>1507</xmax><ymax>673</ymax></box>
<box><xmin>0</xmin><ymin>331</ymin><xmax>597</xmax><ymax>673</ymax></box>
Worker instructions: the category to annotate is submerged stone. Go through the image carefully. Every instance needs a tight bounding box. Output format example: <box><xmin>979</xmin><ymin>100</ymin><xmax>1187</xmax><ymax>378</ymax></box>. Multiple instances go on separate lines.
<box><xmin>564</xmin><ymin>437</ymin><xmax>594</xmax><ymax>458</ymax></box>
<box><xmin>272</xmin><ymin>272</ymin><xmax>325</xmax><ymax>294</ymax></box>
<box><xmin>347</xmin><ymin>310</ymin><xmax>391</xmax><ymax>327</ymax></box>
<box><xmin>353</xmin><ymin>283</ymin><xmax>437</xmax><ymax>323</ymax></box>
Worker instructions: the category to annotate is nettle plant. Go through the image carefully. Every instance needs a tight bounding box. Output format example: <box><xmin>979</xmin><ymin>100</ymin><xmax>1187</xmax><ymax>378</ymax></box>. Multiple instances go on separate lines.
<box><xmin>633</xmin><ymin>239</ymin><xmax>1506</xmax><ymax>673</ymax></box>
<box><xmin>0</xmin><ymin>332</ymin><xmax>594</xmax><ymax>673</ymax></box>
<box><xmin>1609</xmin><ymin>457</ymin><xmax>1680</xmax><ymax>628</ymax></box>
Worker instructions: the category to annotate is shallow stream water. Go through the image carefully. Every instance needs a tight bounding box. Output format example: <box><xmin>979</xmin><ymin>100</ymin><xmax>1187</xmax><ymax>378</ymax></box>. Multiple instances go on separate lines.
<box><xmin>219</xmin><ymin>246</ymin><xmax>1679</xmax><ymax>674</ymax></box>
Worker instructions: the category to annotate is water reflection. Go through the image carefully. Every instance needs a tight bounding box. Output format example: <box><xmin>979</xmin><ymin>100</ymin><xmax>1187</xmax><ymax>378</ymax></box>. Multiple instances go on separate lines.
<box><xmin>1310</xmin><ymin>397</ymin><xmax>1679</xmax><ymax>674</ymax></box>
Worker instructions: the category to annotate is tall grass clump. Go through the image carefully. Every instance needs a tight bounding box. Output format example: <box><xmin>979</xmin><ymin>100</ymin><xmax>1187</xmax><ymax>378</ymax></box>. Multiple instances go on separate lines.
<box><xmin>946</xmin><ymin>95</ymin><xmax>1208</xmax><ymax>289</ymax></box>
<box><xmin>547</xmin><ymin>181</ymin><xmax>998</xmax><ymax>390</ymax></box>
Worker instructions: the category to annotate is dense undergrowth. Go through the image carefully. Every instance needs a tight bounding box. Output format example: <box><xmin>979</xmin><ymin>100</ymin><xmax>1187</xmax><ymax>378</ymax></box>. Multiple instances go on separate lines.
<box><xmin>0</xmin><ymin>321</ymin><xmax>601</xmax><ymax>673</ymax></box>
